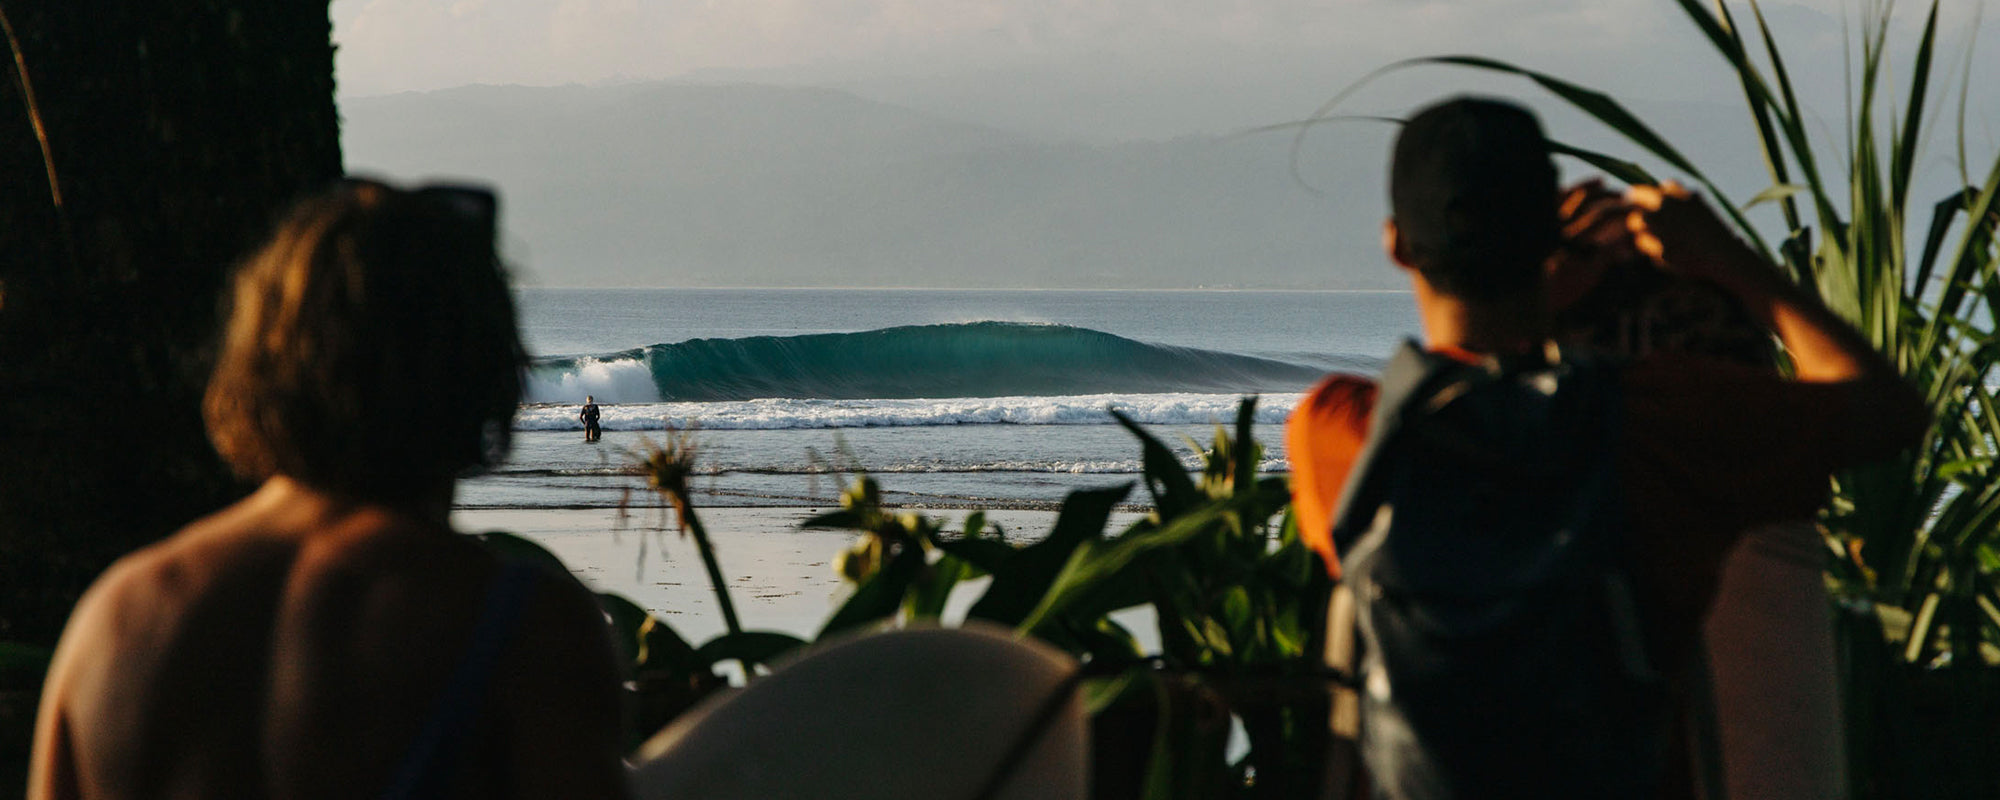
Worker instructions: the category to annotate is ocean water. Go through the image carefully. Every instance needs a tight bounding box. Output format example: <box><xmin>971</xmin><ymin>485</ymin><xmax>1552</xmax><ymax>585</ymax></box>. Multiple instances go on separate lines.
<box><xmin>458</xmin><ymin>288</ymin><xmax>1421</xmax><ymax>510</ymax></box>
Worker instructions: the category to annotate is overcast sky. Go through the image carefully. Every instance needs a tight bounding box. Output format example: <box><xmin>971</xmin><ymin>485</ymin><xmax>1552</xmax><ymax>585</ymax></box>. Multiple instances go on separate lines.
<box><xmin>327</xmin><ymin>1</ymin><xmax>1999</xmax><ymax>288</ymax></box>
<box><xmin>331</xmin><ymin>1</ymin><xmax>1998</xmax><ymax>141</ymax></box>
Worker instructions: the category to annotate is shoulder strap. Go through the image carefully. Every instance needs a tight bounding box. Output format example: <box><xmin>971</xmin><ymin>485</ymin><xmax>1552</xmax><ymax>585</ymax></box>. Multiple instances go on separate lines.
<box><xmin>1325</xmin><ymin>339</ymin><xmax>1469</xmax><ymax>553</ymax></box>
<box><xmin>380</xmin><ymin>560</ymin><xmax>541</xmax><ymax>800</ymax></box>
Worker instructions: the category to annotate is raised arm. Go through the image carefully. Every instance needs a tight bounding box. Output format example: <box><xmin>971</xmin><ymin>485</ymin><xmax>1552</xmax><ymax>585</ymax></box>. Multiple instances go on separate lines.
<box><xmin>1625</xmin><ymin>182</ymin><xmax>1928</xmax><ymax>457</ymax></box>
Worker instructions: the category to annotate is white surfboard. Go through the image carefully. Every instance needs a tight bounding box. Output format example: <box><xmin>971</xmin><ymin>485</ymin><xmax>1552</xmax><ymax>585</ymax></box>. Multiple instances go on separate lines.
<box><xmin>630</xmin><ymin>623</ymin><xmax>1089</xmax><ymax>800</ymax></box>
<box><xmin>1699</xmin><ymin>520</ymin><xmax>1847</xmax><ymax>799</ymax></box>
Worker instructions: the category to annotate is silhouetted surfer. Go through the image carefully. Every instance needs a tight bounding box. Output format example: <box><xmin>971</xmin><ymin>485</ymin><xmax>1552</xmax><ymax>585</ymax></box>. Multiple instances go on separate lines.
<box><xmin>579</xmin><ymin>395</ymin><xmax>602</xmax><ymax>442</ymax></box>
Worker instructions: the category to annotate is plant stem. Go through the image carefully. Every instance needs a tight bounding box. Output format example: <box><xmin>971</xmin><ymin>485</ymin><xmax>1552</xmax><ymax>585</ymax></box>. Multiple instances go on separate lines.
<box><xmin>680</xmin><ymin>504</ymin><xmax>744</xmax><ymax>637</ymax></box>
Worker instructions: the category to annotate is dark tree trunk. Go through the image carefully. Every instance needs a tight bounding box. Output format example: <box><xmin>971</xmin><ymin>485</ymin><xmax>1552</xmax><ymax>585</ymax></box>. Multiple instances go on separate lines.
<box><xmin>0</xmin><ymin>1</ymin><xmax>342</xmax><ymax>646</ymax></box>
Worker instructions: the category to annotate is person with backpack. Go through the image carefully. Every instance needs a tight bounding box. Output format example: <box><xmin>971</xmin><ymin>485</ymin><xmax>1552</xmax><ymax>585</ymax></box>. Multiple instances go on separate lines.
<box><xmin>1285</xmin><ymin>97</ymin><xmax>1925</xmax><ymax>799</ymax></box>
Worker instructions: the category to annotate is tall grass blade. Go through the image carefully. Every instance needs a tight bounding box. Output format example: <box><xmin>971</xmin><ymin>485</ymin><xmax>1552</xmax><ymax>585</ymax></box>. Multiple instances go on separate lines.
<box><xmin>1889</xmin><ymin>2</ymin><xmax>1942</xmax><ymax>213</ymax></box>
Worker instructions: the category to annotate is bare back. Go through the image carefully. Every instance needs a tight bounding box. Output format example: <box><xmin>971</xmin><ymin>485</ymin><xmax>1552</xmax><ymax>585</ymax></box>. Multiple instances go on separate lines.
<box><xmin>30</xmin><ymin>479</ymin><xmax>629</xmax><ymax>800</ymax></box>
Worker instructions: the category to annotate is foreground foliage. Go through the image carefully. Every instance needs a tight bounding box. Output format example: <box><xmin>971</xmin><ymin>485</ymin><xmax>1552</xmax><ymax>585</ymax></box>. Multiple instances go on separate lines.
<box><xmin>487</xmin><ymin>400</ymin><xmax>1335</xmax><ymax>797</ymax></box>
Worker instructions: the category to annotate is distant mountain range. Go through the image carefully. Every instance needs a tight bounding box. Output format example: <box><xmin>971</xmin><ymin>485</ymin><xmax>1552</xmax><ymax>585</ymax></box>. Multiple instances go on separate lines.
<box><xmin>340</xmin><ymin>82</ymin><xmax>1391</xmax><ymax>289</ymax></box>
<box><xmin>341</xmin><ymin>81</ymin><xmax>1854</xmax><ymax>289</ymax></box>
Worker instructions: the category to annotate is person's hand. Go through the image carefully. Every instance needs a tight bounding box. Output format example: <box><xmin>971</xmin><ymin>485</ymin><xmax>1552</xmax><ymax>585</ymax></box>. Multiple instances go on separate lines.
<box><xmin>1561</xmin><ymin>179</ymin><xmax>1638</xmax><ymax>255</ymax></box>
<box><xmin>1625</xmin><ymin>181</ymin><xmax>1767</xmax><ymax>289</ymax></box>
<box><xmin>1547</xmin><ymin>179</ymin><xmax>1641</xmax><ymax>311</ymax></box>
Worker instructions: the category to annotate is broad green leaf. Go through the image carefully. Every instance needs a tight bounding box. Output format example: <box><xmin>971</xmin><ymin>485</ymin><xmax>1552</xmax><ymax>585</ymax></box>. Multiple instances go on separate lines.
<box><xmin>1018</xmin><ymin>503</ymin><xmax>1233</xmax><ymax>634</ymax></box>
<box><xmin>967</xmin><ymin>484</ymin><xmax>1130</xmax><ymax>626</ymax></box>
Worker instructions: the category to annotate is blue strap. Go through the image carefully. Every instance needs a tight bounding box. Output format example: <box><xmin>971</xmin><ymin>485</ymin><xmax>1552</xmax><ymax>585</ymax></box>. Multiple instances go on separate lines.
<box><xmin>380</xmin><ymin>561</ymin><xmax>540</xmax><ymax>800</ymax></box>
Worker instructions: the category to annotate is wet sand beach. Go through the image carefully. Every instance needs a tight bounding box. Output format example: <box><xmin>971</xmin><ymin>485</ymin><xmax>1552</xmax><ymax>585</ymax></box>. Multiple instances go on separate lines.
<box><xmin>453</xmin><ymin>506</ymin><xmax>1141</xmax><ymax>645</ymax></box>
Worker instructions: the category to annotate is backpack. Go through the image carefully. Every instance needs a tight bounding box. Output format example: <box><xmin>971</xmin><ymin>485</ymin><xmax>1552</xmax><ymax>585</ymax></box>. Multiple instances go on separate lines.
<box><xmin>1327</xmin><ymin>340</ymin><xmax>1669</xmax><ymax>800</ymax></box>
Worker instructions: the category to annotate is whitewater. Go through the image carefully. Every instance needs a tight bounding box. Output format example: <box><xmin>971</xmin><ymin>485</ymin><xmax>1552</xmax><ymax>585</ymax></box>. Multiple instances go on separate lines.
<box><xmin>460</xmin><ymin>288</ymin><xmax>1420</xmax><ymax>509</ymax></box>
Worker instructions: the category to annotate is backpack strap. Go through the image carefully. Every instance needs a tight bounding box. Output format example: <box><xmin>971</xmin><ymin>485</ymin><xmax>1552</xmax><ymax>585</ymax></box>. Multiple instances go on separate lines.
<box><xmin>380</xmin><ymin>560</ymin><xmax>540</xmax><ymax>800</ymax></box>
<box><xmin>1326</xmin><ymin>340</ymin><xmax>1472</xmax><ymax>554</ymax></box>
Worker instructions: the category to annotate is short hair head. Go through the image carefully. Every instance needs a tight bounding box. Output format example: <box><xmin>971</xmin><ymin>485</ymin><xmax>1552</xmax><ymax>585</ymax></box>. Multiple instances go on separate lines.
<box><xmin>204</xmin><ymin>179</ymin><xmax>524</xmax><ymax>499</ymax></box>
<box><xmin>1389</xmin><ymin>97</ymin><xmax>1560</xmax><ymax>300</ymax></box>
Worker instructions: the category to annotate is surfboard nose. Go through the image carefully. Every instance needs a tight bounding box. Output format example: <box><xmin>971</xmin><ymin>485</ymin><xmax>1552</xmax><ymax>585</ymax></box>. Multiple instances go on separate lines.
<box><xmin>630</xmin><ymin>622</ymin><xmax>1088</xmax><ymax>800</ymax></box>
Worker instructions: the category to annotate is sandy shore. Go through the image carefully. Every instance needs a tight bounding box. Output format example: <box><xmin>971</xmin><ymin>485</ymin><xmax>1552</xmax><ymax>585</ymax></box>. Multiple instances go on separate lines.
<box><xmin>452</xmin><ymin>506</ymin><xmax>1126</xmax><ymax>645</ymax></box>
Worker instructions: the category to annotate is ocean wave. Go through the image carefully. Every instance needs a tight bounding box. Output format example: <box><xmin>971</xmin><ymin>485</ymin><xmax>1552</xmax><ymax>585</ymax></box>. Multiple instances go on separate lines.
<box><xmin>513</xmin><ymin>392</ymin><xmax>1302</xmax><ymax>431</ymax></box>
<box><xmin>522</xmin><ymin>321</ymin><xmax>1332</xmax><ymax>403</ymax></box>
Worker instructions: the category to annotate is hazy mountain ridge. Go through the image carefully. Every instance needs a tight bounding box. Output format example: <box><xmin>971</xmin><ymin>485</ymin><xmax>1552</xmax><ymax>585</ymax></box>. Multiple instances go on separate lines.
<box><xmin>341</xmin><ymin>81</ymin><xmax>1385</xmax><ymax>289</ymax></box>
<box><xmin>341</xmin><ymin>80</ymin><xmax>1893</xmax><ymax>289</ymax></box>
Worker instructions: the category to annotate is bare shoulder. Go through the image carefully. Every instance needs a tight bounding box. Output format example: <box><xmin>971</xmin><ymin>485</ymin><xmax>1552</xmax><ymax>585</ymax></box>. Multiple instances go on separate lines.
<box><xmin>56</xmin><ymin>503</ymin><xmax>298</xmax><ymax>659</ymax></box>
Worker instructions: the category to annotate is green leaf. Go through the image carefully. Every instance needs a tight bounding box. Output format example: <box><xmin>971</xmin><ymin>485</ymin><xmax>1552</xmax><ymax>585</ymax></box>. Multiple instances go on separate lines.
<box><xmin>1141</xmin><ymin>675</ymin><xmax>1179</xmax><ymax>800</ymax></box>
<box><xmin>967</xmin><ymin>484</ymin><xmax>1131</xmax><ymax>626</ymax></box>
<box><xmin>1905</xmin><ymin>592</ymin><xmax>1944</xmax><ymax>663</ymax></box>
<box><xmin>1111</xmin><ymin>409</ymin><xmax>1200</xmax><ymax>516</ymax></box>
<box><xmin>1262</xmin><ymin>536</ymin><xmax>1315</xmax><ymax>591</ymax></box>
<box><xmin>1200</xmin><ymin>618</ymin><xmax>1234</xmax><ymax>657</ymax></box>
<box><xmin>636</xmin><ymin>615</ymin><xmax>704</xmax><ymax>675</ymax></box>
<box><xmin>1081</xmin><ymin>668</ymin><xmax>1142</xmax><ymax>714</ymax></box>
<box><xmin>1547</xmin><ymin>141</ymin><xmax>1657</xmax><ymax>187</ymax></box>
<box><xmin>1743</xmin><ymin>183</ymin><xmax>1808</xmax><ymax>210</ymax></box>
<box><xmin>597</xmin><ymin>592</ymin><xmax>653</xmax><ymax>670</ymax></box>
<box><xmin>1017</xmin><ymin>502</ymin><xmax>1233</xmax><ymax>634</ymax></box>
<box><xmin>1219</xmin><ymin>586</ymin><xmax>1256</xmax><ymax>648</ymax></box>
<box><xmin>817</xmin><ymin>544</ymin><xmax>925</xmax><ymax>639</ymax></box>
<box><xmin>694</xmin><ymin>630</ymin><xmax>808</xmax><ymax>668</ymax></box>
<box><xmin>1978</xmin><ymin>545</ymin><xmax>2000</xmax><ymax>574</ymax></box>
<box><xmin>907</xmin><ymin>553</ymin><xmax>974</xmax><ymax>620</ymax></box>
<box><xmin>1231</xmin><ymin>397</ymin><xmax>1259</xmax><ymax>498</ymax></box>
<box><xmin>935</xmin><ymin>537</ymin><xmax>1018</xmax><ymax>573</ymax></box>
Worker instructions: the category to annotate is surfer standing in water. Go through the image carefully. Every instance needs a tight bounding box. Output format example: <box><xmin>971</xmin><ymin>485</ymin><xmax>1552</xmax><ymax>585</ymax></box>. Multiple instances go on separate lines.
<box><xmin>579</xmin><ymin>395</ymin><xmax>602</xmax><ymax>442</ymax></box>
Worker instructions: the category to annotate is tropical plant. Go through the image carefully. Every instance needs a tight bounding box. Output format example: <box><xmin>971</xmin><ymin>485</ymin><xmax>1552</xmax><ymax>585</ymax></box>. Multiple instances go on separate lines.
<box><xmin>806</xmin><ymin>398</ymin><xmax>1336</xmax><ymax>798</ymax></box>
<box><xmin>1290</xmin><ymin>1</ymin><xmax>1999</xmax><ymax>795</ymax></box>
<box><xmin>477</xmin><ymin>431</ymin><xmax>813</xmax><ymax>751</ymax></box>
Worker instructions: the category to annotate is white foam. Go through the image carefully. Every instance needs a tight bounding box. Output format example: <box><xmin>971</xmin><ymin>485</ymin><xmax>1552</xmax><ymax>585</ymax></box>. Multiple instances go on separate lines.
<box><xmin>523</xmin><ymin>356</ymin><xmax>661</xmax><ymax>404</ymax></box>
<box><xmin>511</xmin><ymin>392</ymin><xmax>1302</xmax><ymax>431</ymax></box>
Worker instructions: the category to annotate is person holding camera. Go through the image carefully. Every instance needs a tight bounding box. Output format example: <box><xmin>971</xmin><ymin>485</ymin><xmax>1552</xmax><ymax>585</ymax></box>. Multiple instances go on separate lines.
<box><xmin>1286</xmin><ymin>97</ymin><xmax>1924</xmax><ymax>798</ymax></box>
